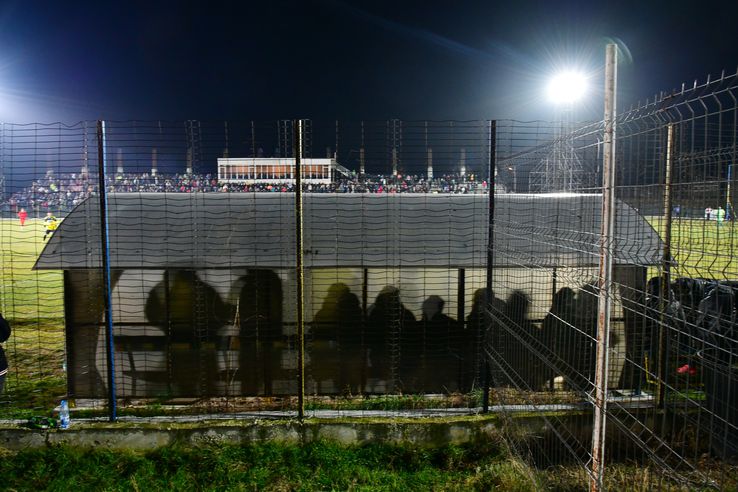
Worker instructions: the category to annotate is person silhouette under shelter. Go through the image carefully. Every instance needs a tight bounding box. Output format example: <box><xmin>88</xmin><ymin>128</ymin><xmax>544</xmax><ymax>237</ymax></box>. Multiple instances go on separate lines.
<box><xmin>145</xmin><ymin>270</ymin><xmax>231</xmax><ymax>397</ymax></box>
<box><xmin>367</xmin><ymin>286</ymin><xmax>416</xmax><ymax>390</ymax></box>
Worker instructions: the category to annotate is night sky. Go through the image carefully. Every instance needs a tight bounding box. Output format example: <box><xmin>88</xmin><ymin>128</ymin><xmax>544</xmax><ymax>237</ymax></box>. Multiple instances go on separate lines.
<box><xmin>0</xmin><ymin>0</ymin><xmax>736</xmax><ymax>123</ymax></box>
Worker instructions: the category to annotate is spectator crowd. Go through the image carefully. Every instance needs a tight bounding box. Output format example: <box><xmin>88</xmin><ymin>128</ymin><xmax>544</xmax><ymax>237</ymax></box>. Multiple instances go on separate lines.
<box><xmin>2</xmin><ymin>170</ymin><xmax>499</xmax><ymax>217</ymax></box>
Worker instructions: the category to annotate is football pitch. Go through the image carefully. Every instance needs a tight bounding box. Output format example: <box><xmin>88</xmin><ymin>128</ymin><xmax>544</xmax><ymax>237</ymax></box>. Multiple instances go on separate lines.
<box><xmin>0</xmin><ymin>218</ymin><xmax>65</xmax><ymax>413</ymax></box>
<box><xmin>1</xmin><ymin>218</ymin><xmax>64</xmax><ymax>320</ymax></box>
<box><xmin>646</xmin><ymin>216</ymin><xmax>738</xmax><ymax>281</ymax></box>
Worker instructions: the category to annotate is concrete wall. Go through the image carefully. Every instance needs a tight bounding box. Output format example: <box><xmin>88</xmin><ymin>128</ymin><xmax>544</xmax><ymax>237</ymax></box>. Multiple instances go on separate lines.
<box><xmin>0</xmin><ymin>417</ymin><xmax>503</xmax><ymax>451</ymax></box>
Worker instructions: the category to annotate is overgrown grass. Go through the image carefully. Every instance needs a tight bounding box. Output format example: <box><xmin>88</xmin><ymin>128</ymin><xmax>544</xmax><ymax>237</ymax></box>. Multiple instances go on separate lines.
<box><xmin>0</xmin><ymin>441</ymin><xmax>535</xmax><ymax>492</ymax></box>
<box><xmin>2</xmin><ymin>441</ymin><xmax>731</xmax><ymax>491</ymax></box>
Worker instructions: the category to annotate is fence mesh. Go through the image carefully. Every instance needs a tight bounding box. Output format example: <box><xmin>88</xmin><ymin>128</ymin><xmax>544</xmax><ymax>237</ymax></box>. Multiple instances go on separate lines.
<box><xmin>1</xmin><ymin>70</ymin><xmax>738</xmax><ymax>489</ymax></box>
<box><xmin>0</xmin><ymin>119</ymin><xmax>494</xmax><ymax>419</ymax></box>
<box><xmin>488</xmin><ymin>71</ymin><xmax>738</xmax><ymax>489</ymax></box>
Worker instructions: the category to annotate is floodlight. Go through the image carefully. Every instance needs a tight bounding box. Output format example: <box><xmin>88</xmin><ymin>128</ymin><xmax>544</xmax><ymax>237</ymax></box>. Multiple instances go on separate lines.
<box><xmin>547</xmin><ymin>71</ymin><xmax>588</xmax><ymax>104</ymax></box>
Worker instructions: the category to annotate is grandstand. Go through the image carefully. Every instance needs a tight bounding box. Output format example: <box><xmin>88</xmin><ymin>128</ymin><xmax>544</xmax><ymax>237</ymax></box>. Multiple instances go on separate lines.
<box><xmin>0</xmin><ymin>169</ymin><xmax>494</xmax><ymax>218</ymax></box>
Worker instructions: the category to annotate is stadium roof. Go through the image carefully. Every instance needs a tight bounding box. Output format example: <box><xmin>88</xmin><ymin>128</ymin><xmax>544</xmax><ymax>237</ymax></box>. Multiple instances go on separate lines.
<box><xmin>34</xmin><ymin>193</ymin><xmax>662</xmax><ymax>270</ymax></box>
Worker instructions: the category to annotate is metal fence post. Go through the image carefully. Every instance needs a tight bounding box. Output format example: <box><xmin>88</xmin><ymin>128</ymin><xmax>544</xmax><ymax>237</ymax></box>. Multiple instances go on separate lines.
<box><xmin>294</xmin><ymin>119</ymin><xmax>305</xmax><ymax>420</ymax></box>
<box><xmin>457</xmin><ymin>268</ymin><xmax>466</xmax><ymax>389</ymax></box>
<box><xmin>591</xmin><ymin>43</ymin><xmax>618</xmax><ymax>491</ymax></box>
<box><xmin>96</xmin><ymin>120</ymin><xmax>117</xmax><ymax>422</ymax></box>
<box><xmin>484</xmin><ymin>119</ymin><xmax>497</xmax><ymax>413</ymax></box>
<box><xmin>657</xmin><ymin>123</ymin><xmax>675</xmax><ymax>409</ymax></box>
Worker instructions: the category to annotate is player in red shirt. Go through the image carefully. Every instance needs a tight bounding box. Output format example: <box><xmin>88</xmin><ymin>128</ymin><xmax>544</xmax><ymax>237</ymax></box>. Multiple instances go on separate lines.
<box><xmin>17</xmin><ymin>208</ymin><xmax>28</xmax><ymax>226</ymax></box>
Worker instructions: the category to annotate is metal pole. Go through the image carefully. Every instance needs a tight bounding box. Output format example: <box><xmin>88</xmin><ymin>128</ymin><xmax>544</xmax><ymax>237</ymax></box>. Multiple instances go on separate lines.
<box><xmin>483</xmin><ymin>120</ymin><xmax>497</xmax><ymax>414</ymax></box>
<box><xmin>294</xmin><ymin>119</ymin><xmax>305</xmax><ymax>420</ymax></box>
<box><xmin>457</xmin><ymin>268</ymin><xmax>466</xmax><ymax>390</ymax></box>
<box><xmin>360</xmin><ymin>121</ymin><xmax>366</xmax><ymax>175</ymax></box>
<box><xmin>550</xmin><ymin>266</ymin><xmax>558</xmax><ymax>391</ymax></box>
<box><xmin>727</xmin><ymin>162</ymin><xmax>733</xmax><ymax>219</ymax></box>
<box><xmin>361</xmin><ymin>268</ymin><xmax>369</xmax><ymax>392</ymax></box>
<box><xmin>657</xmin><ymin>124</ymin><xmax>675</xmax><ymax>408</ymax></box>
<box><xmin>251</xmin><ymin>121</ymin><xmax>257</xmax><ymax>157</ymax></box>
<box><xmin>96</xmin><ymin>120</ymin><xmax>117</xmax><ymax>422</ymax></box>
<box><xmin>591</xmin><ymin>43</ymin><xmax>617</xmax><ymax>492</ymax></box>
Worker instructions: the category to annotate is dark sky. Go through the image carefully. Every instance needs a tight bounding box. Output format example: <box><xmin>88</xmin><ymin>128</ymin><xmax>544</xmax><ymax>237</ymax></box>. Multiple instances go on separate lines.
<box><xmin>0</xmin><ymin>0</ymin><xmax>736</xmax><ymax>123</ymax></box>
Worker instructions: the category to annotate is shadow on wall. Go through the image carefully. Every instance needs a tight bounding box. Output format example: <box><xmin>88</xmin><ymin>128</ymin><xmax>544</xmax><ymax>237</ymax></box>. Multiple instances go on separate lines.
<box><xmin>128</xmin><ymin>270</ymin><xmax>656</xmax><ymax>398</ymax></box>
<box><xmin>235</xmin><ymin>269</ymin><xmax>283</xmax><ymax>395</ymax></box>
<box><xmin>145</xmin><ymin>270</ymin><xmax>232</xmax><ymax>397</ymax></box>
<box><xmin>137</xmin><ymin>273</ymin><xmax>488</xmax><ymax>397</ymax></box>
<box><xmin>310</xmin><ymin>282</ymin><xmax>362</xmax><ymax>393</ymax></box>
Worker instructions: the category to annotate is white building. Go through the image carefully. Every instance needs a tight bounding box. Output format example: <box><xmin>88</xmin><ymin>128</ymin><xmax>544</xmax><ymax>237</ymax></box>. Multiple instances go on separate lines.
<box><xmin>218</xmin><ymin>157</ymin><xmax>335</xmax><ymax>184</ymax></box>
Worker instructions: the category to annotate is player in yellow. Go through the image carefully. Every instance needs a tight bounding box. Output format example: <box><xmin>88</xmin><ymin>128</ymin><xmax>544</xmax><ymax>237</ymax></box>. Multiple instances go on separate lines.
<box><xmin>43</xmin><ymin>212</ymin><xmax>59</xmax><ymax>241</ymax></box>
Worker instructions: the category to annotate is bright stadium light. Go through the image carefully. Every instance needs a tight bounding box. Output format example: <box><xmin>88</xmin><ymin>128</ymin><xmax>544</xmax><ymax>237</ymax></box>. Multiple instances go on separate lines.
<box><xmin>547</xmin><ymin>71</ymin><xmax>588</xmax><ymax>105</ymax></box>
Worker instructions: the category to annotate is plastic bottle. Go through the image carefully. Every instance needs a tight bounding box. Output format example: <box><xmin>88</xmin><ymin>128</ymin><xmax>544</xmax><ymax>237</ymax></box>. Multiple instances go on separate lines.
<box><xmin>59</xmin><ymin>399</ymin><xmax>70</xmax><ymax>429</ymax></box>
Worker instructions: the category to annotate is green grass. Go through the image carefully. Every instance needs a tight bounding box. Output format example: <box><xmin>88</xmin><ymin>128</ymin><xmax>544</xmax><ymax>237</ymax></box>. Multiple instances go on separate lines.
<box><xmin>0</xmin><ymin>218</ymin><xmax>66</xmax><ymax>416</ymax></box>
<box><xmin>1</xmin><ymin>441</ymin><xmax>731</xmax><ymax>491</ymax></box>
<box><xmin>0</xmin><ymin>218</ymin><xmax>64</xmax><ymax>319</ymax></box>
<box><xmin>646</xmin><ymin>216</ymin><xmax>738</xmax><ymax>280</ymax></box>
<box><xmin>0</xmin><ymin>441</ymin><xmax>533</xmax><ymax>492</ymax></box>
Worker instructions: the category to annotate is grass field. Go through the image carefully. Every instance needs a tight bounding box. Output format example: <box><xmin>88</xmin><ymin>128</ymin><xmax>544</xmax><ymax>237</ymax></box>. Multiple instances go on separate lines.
<box><xmin>0</xmin><ymin>218</ymin><xmax>65</xmax><ymax>415</ymax></box>
<box><xmin>646</xmin><ymin>216</ymin><xmax>738</xmax><ymax>280</ymax></box>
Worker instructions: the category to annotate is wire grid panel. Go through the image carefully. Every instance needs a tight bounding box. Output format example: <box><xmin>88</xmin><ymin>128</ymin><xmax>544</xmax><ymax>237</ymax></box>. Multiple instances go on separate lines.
<box><xmin>300</xmin><ymin>120</ymin><xmax>493</xmax><ymax>417</ymax></box>
<box><xmin>0</xmin><ymin>119</ymin><xmax>498</xmax><ymax>418</ymax></box>
<box><xmin>0</xmin><ymin>122</ymin><xmax>87</xmax><ymax>415</ymax></box>
<box><xmin>487</xmin><ymin>72</ymin><xmax>738</xmax><ymax>490</ymax></box>
<box><xmin>611</xmin><ymin>72</ymin><xmax>738</xmax><ymax>488</ymax></box>
<box><xmin>487</xmin><ymin>120</ymin><xmax>629</xmax><ymax>481</ymax></box>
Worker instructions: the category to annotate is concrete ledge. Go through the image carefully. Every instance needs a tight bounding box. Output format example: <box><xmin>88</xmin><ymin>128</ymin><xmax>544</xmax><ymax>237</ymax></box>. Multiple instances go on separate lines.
<box><xmin>0</xmin><ymin>416</ymin><xmax>503</xmax><ymax>451</ymax></box>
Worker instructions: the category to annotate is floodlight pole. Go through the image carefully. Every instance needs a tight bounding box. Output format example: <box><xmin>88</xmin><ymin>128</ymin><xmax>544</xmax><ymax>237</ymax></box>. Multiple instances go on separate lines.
<box><xmin>591</xmin><ymin>44</ymin><xmax>617</xmax><ymax>492</ymax></box>
<box><xmin>294</xmin><ymin>119</ymin><xmax>306</xmax><ymax>420</ymax></box>
<box><xmin>96</xmin><ymin>120</ymin><xmax>117</xmax><ymax>422</ymax></box>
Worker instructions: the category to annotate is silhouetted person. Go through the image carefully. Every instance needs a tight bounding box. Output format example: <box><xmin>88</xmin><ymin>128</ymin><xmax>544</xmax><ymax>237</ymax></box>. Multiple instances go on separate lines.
<box><xmin>0</xmin><ymin>313</ymin><xmax>10</xmax><ymax>395</ymax></box>
<box><xmin>673</xmin><ymin>277</ymin><xmax>708</xmax><ymax>327</ymax></box>
<box><xmin>569</xmin><ymin>283</ymin><xmax>599</xmax><ymax>393</ymax></box>
<box><xmin>696</xmin><ymin>282</ymin><xmax>736</xmax><ymax>360</ymax></box>
<box><xmin>695</xmin><ymin>281</ymin><xmax>738</xmax><ymax>457</ymax></box>
<box><xmin>145</xmin><ymin>270</ymin><xmax>232</xmax><ymax>397</ymax></box>
<box><xmin>236</xmin><ymin>270</ymin><xmax>283</xmax><ymax>395</ymax></box>
<box><xmin>638</xmin><ymin>277</ymin><xmax>689</xmax><ymax>390</ymax></box>
<box><xmin>501</xmin><ymin>290</ymin><xmax>540</xmax><ymax>390</ymax></box>
<box><xmin>416</xmin><ymin>295</ymin><xmax>459</xmax><ymax>393</ymax></box>
<box><xmin>367</xmin><ymin>286</ymin><xmax>416</xmax><ymax>389</ymax></box>
<box><xmin>542</xmin><ymin>287</ymin><xmax>577</xmax><ymax>390</ymax></box>
<box><xmin>311</xmin><ymin>283</ymin><xmax>362</xmax><ymax>393</ymax></box>
<box><xmin>463</xmin><ymin>288</ymin><xmax>506</xmax><ymax>391</ymax></box>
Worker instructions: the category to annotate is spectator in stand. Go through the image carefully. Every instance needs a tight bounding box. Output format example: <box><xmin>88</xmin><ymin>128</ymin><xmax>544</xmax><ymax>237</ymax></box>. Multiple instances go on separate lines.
<box><xmin>2</xmin><ymin>170</ymin><xmax>495</xmax><ymax>218</ymax></box>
